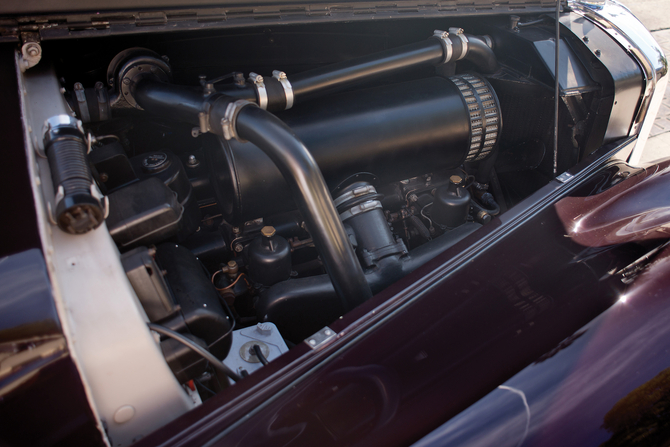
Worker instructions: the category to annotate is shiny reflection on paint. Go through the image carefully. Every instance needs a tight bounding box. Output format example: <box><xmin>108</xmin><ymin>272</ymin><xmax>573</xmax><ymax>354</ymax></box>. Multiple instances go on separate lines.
<box><xmin>412</xmin><ymin>247</ymin><xmax>670</xmax><ymax>447</ymax></box>
<box><xmin>497</xmin><ymin>386</ymin><xmax>530</xmax><ymax>447</ymax></box>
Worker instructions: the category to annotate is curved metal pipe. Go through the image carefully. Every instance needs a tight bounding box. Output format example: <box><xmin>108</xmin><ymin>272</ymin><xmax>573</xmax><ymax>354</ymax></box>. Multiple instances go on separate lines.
<box><xmin>463</xmin><ymin>35</ymin><xmax>499</xmax><ymax>74</ymax></box>
<box><xmin>234</xmin><ymin>105</ymin><xmax>372</xmax><ymax>311</ymax></box>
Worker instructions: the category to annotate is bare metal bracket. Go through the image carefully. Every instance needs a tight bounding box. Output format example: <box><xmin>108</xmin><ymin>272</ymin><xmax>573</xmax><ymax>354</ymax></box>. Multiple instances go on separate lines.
<box><xmin>19</xmin><ymin>33</ymin><xmax>42</xmax><ymax>72</ymax></box>
<box><xmin>305</xmin><ymin>326</ymin><xmax>337</xmax><ymax>350</ymax></box>
<box><xmin>556</xmin><ymin>172</ymin><xmax>574</xmax><ymax>183</ymax></box>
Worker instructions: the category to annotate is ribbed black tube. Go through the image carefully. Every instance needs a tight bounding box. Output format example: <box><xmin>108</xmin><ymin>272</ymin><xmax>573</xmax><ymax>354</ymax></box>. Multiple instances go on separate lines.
<box><xmin>44</xmin><ymin>119</ymin><xmax>103</xmax><ymax>234</ymax></box>
<box><xmin>235</xmin><ymin>105</ymin><xmax>372</xmax><ymax>311</ymax></box>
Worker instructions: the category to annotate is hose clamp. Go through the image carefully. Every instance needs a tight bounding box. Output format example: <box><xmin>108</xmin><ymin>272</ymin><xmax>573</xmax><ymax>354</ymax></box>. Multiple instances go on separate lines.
<box><xmin>272</xmin><ymin>70</ymin><xmax>294</xmax><ymax>110</ymax></box>
<box><xmin>333</xmin><ymin>184</ymin><xmax>377</xmax><ymax>208</ymax></box>
<box><xmin>221</xmin><ymin>100</ymin><xmax>253</xmax><ymax>141</ymax></box>
<box><xmin>449</xmin><ymin>27</ymin><xmax>469</xmax><ymax>60</ymax></box>
<box><xmin>432</xmin><ymin>30</ymin><xmax>453</xmax><ymax>64</ymax></box>
<box><xmin>249</xmin><ymin>72</ymin><xmax>268</xmax><ymax>110</ymax></box>
<box><xmin>339</xmin><ymin>199</ymin><xmax>383</xmax><ymax>222</ymax></box>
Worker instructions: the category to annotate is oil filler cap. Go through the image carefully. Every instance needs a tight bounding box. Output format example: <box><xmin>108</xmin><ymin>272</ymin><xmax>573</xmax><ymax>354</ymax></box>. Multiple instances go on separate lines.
<box><xmin>142</xmin><ymin>152</ymin><xmax>170</xmax><ymax>173</ymax></box>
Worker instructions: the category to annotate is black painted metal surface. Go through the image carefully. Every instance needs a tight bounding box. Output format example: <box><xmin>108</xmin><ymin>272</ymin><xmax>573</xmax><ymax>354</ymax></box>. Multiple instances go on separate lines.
<box><xmin>0</xmin><ymin>44</ymin><xmax>40</xmax><ymax>258</ymax></box>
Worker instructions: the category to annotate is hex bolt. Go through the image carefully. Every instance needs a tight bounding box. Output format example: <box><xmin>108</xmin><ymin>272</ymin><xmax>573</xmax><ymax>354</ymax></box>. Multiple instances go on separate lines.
<box><xmin>234</xmin><ymin>243</ymin><xmax>244</xmax><ymax>253</ymax></box>
<box><xmin>187</xmin><ymin>154</ymin><xmax>199</xmax><ymax>167</ymax></box>
<box><xmin>595</xmin><ymin>49</ymin><xmax>601</xmax><ymax>56</ymax></box>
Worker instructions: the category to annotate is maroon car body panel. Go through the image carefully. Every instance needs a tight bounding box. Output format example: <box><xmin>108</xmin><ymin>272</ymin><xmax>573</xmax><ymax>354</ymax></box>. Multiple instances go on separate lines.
<box><xmin>415</xmin><ymin>210</ymin><xmax>670</xmax><ymax>447</ymax></box>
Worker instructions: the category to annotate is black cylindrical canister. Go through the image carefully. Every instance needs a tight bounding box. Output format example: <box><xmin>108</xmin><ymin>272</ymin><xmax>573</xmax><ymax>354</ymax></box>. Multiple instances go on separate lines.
<box><xmin>431</xmin><ymin>175</ymin><xmax>472</xmax><ymax>228</ymax></box>
<box><xmin>247</xmin><ymin>226</ymin><xmax>292</xmax><ymax>287</ymax></box>
<box><xmin>209</xmin><ymin>74</ymin><xmax>500</xmax><ymax>224</ymax></box>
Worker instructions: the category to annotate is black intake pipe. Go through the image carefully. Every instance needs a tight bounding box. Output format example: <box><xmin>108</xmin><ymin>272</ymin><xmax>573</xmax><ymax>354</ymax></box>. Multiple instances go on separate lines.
<box><xmin>214</xmin><ymin>32</ymin><xmax>499</xmax><ymax>110</ymax></box>
<box><xmin>289</xmin><ymin>33</ymin><xmax>498</xmax><ymax>101</ymax></box>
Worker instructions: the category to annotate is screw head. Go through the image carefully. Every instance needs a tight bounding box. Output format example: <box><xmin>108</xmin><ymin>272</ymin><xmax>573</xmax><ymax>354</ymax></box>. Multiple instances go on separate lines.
<box><xmin>187</xmin><ymin>154</ymin><xmax>199</xmax><ymax>166</ymax></box>
<box><xmin>234</xmin><ymin>243</ymin><xmax>244</xmax><ymax>253</ymax></box>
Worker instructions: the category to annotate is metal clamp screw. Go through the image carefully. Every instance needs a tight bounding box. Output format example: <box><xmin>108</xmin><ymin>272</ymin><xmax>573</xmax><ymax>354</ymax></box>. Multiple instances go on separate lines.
<box><xmin>432</xmin><ymin>30</ymin><xmax>453</xmax><ymax>64</ymax></box>
<box><xmin>272</xmin><ymin>70</ymin><xmax>294</xmax><ymax>110</ymax></box>
<box><xmin>220</xmin><ymin>100</ymin><xmax>253</xmax><ymax>141</ymax></box>
<box><xmin>249</xmin><ymin>72</ymin><xmax>268</xmax><ymax>110</ymax></box>
<box><xmin>449</xmin><ymin>27</ymin><xmax>469</xmax><ymax>60</ymax></box>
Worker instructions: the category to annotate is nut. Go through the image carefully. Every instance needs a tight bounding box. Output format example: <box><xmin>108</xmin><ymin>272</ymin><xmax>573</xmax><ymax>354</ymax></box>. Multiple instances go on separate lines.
<box><xmin>261</xmin><ymin>226</ymin><xmax>276</xmax><ymax>238</ymax></box>
<box><xmin>449</xmin><ymin>175</ymin><xmax>463</xmax><ymax>185</ymax></box>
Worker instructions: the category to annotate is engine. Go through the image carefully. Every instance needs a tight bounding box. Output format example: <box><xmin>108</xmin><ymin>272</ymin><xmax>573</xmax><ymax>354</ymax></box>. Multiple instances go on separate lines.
<box><xmin>20</xmin><ymin>13</ymin><xmax>629</xmax><ymax>442</ymax></box>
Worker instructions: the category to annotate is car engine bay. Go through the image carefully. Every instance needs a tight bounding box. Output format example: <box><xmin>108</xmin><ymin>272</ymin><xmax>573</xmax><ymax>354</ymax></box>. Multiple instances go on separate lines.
<box><xmin>15</xmin><ymin>10</ymin><xmax>646</xmax><ymax>445</ymax></box>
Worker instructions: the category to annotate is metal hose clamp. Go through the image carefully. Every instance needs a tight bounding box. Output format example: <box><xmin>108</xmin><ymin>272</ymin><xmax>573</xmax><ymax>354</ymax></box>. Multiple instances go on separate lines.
<box><xmin>249</xmin><ymin>72</ymin><xmax>268</xmax><ymax>110</ymax></box>
<box><xmin>272</xmin><ymin>70</ymin><xmax>294</xmax><ymax>110</ymax></box>
<box><xmin>449</xmin><ymin>27</ymin><xmax>469</xmax><ymax>60</ymax></box>
<box><xmin>221</xmin><ymin>100</ymin><xmax>253</xmax><ymax>141</ymax></box>
<box><xmin>432</xmin><ymin>30</ymin><xmax>453</xmax><ymax>64</ymax></box>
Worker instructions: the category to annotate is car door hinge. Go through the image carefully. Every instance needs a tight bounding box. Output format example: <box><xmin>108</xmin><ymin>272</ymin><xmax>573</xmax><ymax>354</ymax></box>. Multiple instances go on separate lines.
<box><xmin>136</xmin><ymin>12</ymin><xmax>168</xmax><ymax>27</ymax></box>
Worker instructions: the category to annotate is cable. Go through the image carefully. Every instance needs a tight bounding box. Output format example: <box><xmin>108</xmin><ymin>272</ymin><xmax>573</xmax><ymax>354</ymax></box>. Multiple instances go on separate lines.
<box><xmin>147</xmin><ymin>323</ymin><xmax>242</xmax><ymax>382</ymax></box>
<box><xmin>252</xmin><ymin>345</ymin><xmax>269</xmax><ymax>366</ymax></box>
<box><xmin>517</xmin><ymin>18</ymin><xmax>548</xmax><ymax>27</ymax></box>
<box><xmin>194</xmin><ymin>378</ymin><xmax>217</xmax><ymax>397</ymax></box>
<box><xmin>205</xmin><ymin>260</ymin><xmax>238</xmax><ymax>343</ymax></box>
<box><xmin>213</xmin><ymin>272</ymin><xmax>249</xmax><ymax>291</ymax></box>
<box><xmin>420</xmin><ymin>203</ymin><xmax>435</xmax><ymax>231</ymax></box>
<box><xmin>553</xmin><ymin>0</ymin><xmax>561</xmax><ymax>178</ymax></box>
